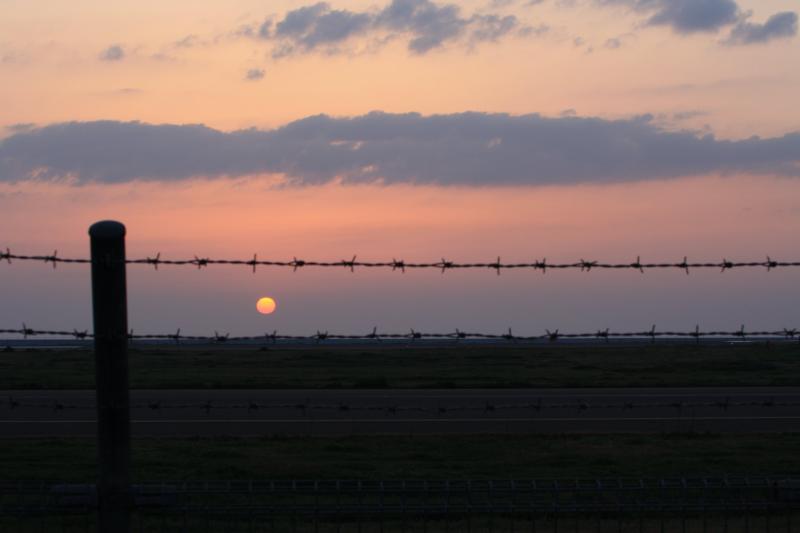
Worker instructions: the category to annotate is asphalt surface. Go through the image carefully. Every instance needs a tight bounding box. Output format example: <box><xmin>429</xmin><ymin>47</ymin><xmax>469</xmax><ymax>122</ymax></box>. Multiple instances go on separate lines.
<box><xmin>2</xmin><ymin>388</ymin><xmax>800</xmax><ymax>436</ymax></box>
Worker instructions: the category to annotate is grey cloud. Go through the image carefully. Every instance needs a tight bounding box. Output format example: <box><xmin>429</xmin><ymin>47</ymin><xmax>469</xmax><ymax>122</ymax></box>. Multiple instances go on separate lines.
<box><xmin>257</xmin><ymin>0</ymin><xmax>532</xmax><ymax>56</ymax></box>
<box><xmin>275</xmin><ymin>3</ymin><xmax>330</xmax><ymax>37</ymax></box>
<box><xmin>258</xmin><ymin>19</ymin><xmax>273</xmax><ymax>39</ymax></box>
<box><xmin>471</xmin><ymin>14</ymin><xmax>519</xmax><ymax>43</ymax></box>
<box><xmin>99</xmin><ymin>45</ymin><xmax>125</xmax><ymax>61</ymax></box>
<box><xmin>174</xmin><ymin>35</ymin><xmax>199</xmax><ymax>48</ymax></box>
<box><xmin>646</xmin><ymin>0</ymin><xmax>739</xmax><ymax>33</ymax></box>
<box><xmin>725</xmin><ymin>11</ymin><xmax>797</xmax><ymax>45</ymax></box>
<box><xmin>598</xmin><ymin>0</ymin><xmax>739</xmax><ymax>33</ymax></box>
<box><xmin>245</xmin><ymin>68</ymin><xmax>265</xmax><ymax>81</ymax></box>
<box><xmin>599</xmin><ymin>0</ymin><xmax>796</xmax><ymax>43</ymax></box>
<box><xmin>377</xmin><ymin>0</ymin><xmax>468</xmax><ymax>53</ymax></box>
<box><xmin>1</xmin><ymin>113</ymin><xmax>799</xmax><ymax>186</ymax></box>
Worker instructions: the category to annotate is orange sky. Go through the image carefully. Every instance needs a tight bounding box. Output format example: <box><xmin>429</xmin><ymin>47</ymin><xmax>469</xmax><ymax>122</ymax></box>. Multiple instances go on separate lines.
<box><xmin>1</xmin><ymin>175</ymin><xmax>798</xmax><ymax>334</ymax></box>
<box><xmin>1</xmin><ymin>0</ymin><xmax>799</xmax><ymax>137</ymax></box>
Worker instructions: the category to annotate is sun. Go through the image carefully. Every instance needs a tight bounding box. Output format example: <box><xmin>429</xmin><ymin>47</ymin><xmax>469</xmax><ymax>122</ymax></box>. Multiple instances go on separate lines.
<box><xmin>256</xmin><ymin>297</ymin><xmax>277</xmax><ymax>315</ymax></box>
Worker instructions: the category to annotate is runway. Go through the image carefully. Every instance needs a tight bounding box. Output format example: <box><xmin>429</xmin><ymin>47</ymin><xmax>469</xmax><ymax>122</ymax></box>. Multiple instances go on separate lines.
<box><xmin>2</xmin><ymin>387</ymin><xmax>800</xmax><ymax>436</ymax></box>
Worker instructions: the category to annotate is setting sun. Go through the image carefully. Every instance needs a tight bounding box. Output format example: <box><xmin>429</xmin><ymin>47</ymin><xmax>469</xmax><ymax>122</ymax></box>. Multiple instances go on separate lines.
<box><xmin>256</xmin><ymin>297</ymin><xmax>276</xmax><ymax>315</ymax></box>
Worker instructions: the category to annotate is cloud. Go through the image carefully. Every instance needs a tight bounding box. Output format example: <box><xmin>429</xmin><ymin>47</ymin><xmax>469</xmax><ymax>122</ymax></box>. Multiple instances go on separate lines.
<box><xmin>645</xmin><ymin>0</ymin><xmax>739</xmax><ymax>33</ymax></box>
<box><xmin>672</xmin><ymin>110</ymin><xmax>707</xmax><ymax>121</ymax></box>
<box><xmin>1</xmin><ymin>113</ymin><xmax>799</xmax><ymax>186</ymax></box>
<box><xmin>174</xmin><ymin>35</ymin><xmax>200</xmax><ymax>48</ymax></box>
<box><xmin>599</xmin><ymin>0</ymin><xmax>739</xmax><ymax>33</ymax></box>
<box><xmin>245</xmin><ymin>68</ymin><xmax>265</xmax><ymax>81</ymax></box>
<box><xmin>724</xmin><ymin>11</ymin><xmax>798</xmax><ymax>45</ymax></box>
<box><xmin>377</xmin><ymin>0</ymin><xmax>472</xmax><ymax>53</ymax></box>
<box><xmin>272</xmin><ymin>2</ymin><xmax>372</xmax><ymax>54</ymax></box>
<box><xmin>596</xmin><ymin>0</ymin><xmax>740</xmax><ymax>34</ymax></box>
<box><xmin>4</xmin><ymin>123</ymin><xmax>36</xmax><ymax>134</ymax></box>
<box><xmin>99</xmin><ymin>45</ymin><xmax>125</xmax><ymax>61</ymax></box>
<box><xmin>598</xmin><ymin>0</ymin><xmax>797</xmax><ymax>44</ymax></box>
<box><xmin>245</xmin><ymin>0</ymin><xmax>533</xmax><ymax>56</ymax></box>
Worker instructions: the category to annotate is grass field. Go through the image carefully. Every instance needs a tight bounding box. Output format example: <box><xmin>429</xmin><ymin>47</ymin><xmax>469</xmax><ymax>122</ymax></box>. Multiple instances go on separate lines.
<box><xmin>3</xmin><ymin>433</ymin><xmax>798</xmax><ymax>532</ymax></box>
<box><xmin>1</xmin><ymin>432</ymin><xmax>799</xmax><ymax>481</ymax></box>
<box><xmin>1</xmin><ymin>342</ymin><xmax>798</xmax><ymax>389</ymax></box>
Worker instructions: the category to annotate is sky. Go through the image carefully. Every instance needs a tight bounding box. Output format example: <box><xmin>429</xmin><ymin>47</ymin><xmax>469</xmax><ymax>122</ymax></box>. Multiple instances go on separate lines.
<box><xmin>1</xmin><ymin>0</ymin><xmax>799</xmax><ymax>337</ymax></box>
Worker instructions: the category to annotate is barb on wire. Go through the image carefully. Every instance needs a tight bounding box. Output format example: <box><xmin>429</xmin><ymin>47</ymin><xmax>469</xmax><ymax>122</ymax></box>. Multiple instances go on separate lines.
<box><xmin>2</xmin><ymin>324</ymin><xmax>798</xmax><ymax>343</ymax></box>
<box><xmin>5</xmin><ymin>396</ymin><xmax>800</xmax><ymax>415</ymax></box>
<box><xmin>3</xmin><ymin>249</ymin><xmax>800</xmax><ymax>273</ymax></box>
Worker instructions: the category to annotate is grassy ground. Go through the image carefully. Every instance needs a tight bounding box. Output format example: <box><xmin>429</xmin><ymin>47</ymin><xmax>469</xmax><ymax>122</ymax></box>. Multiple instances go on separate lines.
<box><xmin>1</xmin><ymin>342</ymin><xmax>798</xmax><ymax>389</ymax></box>
<box><xmin>1</xmin><ymin>433</ymin><xmax>798</xmax><ymax>481</ymax></box>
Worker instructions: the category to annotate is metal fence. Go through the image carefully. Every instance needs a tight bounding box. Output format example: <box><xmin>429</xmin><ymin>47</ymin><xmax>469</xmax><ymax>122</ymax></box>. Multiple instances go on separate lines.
<box><xmin>3</xmin><ymin>248</ymin><xmax>800</xmax><ymax>274</ymax></box>
<box><xmin>3</xmin><ymin>325</ymin><xmax>799</xmax><ymax>344</ymax></box>
<box><xmin>2</xmin><ymin>477</ymin><xmax>799</xmax><ymax>532</ymax></box>
<box><xmin>4</xmin><ymin>222</ymin><xmax>799</xmax><ymax>531</ymax></box>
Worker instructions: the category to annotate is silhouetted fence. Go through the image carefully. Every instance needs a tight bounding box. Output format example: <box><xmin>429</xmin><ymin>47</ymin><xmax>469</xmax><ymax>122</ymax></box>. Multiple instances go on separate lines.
<box><xmin>2</xmin><ymin>325</ymin><xmax>799</xmax><ymax>343</ymax></box>
<box><xmin>3</xmin><ymin>248</ymin><xmax>800</xmax><ymax>274</ymax></box>
<box><xmin>5</xmin><ymin>395</ymin><xmax>800</xmax><ymax>415</ymax></box>
<box><xmin>3</xmin><ymin>221</ymin><xmax>799</xmax><ymax>532</ymax></box>
<box><xmin>2</xmin><ymin>477</ymin><xmax>799</xmax><ymax>532</ymax></box>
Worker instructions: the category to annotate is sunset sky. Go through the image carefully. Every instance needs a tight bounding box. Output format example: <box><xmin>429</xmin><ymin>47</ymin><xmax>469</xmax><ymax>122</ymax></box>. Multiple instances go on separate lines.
<box><xmin>1</xmin><ymin>0</ymin><xmax>799</xmax><ymax>336</ymax></box>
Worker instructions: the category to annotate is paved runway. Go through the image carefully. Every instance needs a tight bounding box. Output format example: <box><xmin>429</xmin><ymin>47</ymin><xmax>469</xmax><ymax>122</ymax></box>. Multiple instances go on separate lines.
<box><xmin>2</xmin><ymin>388</ymin><xmax>800</xmax><ymax>436</ymax></box>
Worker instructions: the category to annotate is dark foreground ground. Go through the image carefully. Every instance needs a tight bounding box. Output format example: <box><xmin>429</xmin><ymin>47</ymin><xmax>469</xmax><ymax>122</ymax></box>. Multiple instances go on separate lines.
<box><xmin>3</xmin><ymin>343</ymin><xmax>799</xmax><ymax>530</ymax></box>
<box><xmin>2</xmin><ymin>433</ymin><xmax>799</xmax><ymax>480</ymax></box>
<box><xmin>3</xmin><ymin>435</ymin><xmax>799</xmax><ymax>532</ymax></box>
<box><xmin>1</xmin><ymin>342</ymin><xmax>798</xmax><ymax>389</ymax></box>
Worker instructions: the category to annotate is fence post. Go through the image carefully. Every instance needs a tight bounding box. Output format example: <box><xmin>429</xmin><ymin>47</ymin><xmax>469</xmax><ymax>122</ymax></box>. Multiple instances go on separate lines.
<box><xmin>89</xmin><ymin>220</ymin><xmax>131</xmax><ymax>532</ymax></box>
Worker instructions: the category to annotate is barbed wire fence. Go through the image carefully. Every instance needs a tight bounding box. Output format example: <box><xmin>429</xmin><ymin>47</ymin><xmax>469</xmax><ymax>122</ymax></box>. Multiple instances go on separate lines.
<box><xmin>3</xmin><ymin>248</ymin><xmax>800</xmax><ymax>273</ymax></box>
<box><xmin>2</xmin><ymin>325</ymin><xmax>798</xmax><ymax>344</ymax></box>
<box><xmin>3</xmin><ymin>224</ymin><xmax>800</xmax><ymax>531</ymax></box>
<box><xmin>3</xmin><ymin>477</ymin><xmax>799</xmax><ymax>533</ymax></box>
<box><xmin>5</xmin><ymin>396</ymin><xmax>800</xmax><ymax>415</ymax></box>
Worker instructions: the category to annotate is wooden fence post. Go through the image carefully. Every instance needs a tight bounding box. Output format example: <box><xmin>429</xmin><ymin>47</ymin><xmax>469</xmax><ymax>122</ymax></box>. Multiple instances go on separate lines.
<box><xmin>89</xmin><ymin>220</ymin><xmax>131</xmax><ymax>532</ymax></box>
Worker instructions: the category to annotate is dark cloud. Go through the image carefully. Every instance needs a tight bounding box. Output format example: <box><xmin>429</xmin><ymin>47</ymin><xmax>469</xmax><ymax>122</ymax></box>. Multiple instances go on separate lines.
<box><xmin>270</xmin><ymin>2</ymin><xmax>371</xmax><ymax>53</ymax></box>
<box><xmin>471</xmin><ymin>14</ymin><xmax>520</xmax><ymax>43</ymax></box>
<box><xmin>377</xmin><ymin>0</ymin><xmax>470</xmax><ymax>53</ymax></box>
<box><xmin>645</xmin><ymin>0</ymin><xmax>739</xmax><ymax>33</ymax></box>
<box><xmin>1</xmin><ymin>113</ymin><xmax>798</xmax><ymax>185</ymax></box>
<box><xmin>599</xmin><ymin>0</ymin><xmax>797</xmax><ymax>44</ymax></box>
<box><xmin>99</xmin><ymin>45</ymin><xmax>125</xmax><ymax>61</ymax></box>
<box><xmin>252</xmin><ymin>0</ymin><xmax>532</xmax><ymax>56</ymax></box>
<box><xmin>245</xmin><ymin>68</ymin><xmax>265</xmax><ymax>81</ymax></box>
<box><xmin>725</xmin><ymin>11</ymin><xmax>798</xmax><ymax>45</ymax></box>
<box><xmin>598</xmin><ymin>0</ymin><xmax>740</xmax><ymax>33</ymax></box>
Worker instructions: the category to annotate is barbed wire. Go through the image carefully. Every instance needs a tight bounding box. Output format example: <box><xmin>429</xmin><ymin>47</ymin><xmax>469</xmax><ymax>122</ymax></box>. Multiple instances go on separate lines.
<box><xmin>5</xmin><ymin>395</ymin><xmax>800</xmax><ymax>414</ymax></box>
<box><xmin>2</xmin><ymin>249</ymin><xmax>799</xmax><ymax>274</ymax></box>
<box><xmin>1</xmin><ymin>324</ymin><xmax>798</xmax><ymax>343</ymax></box>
